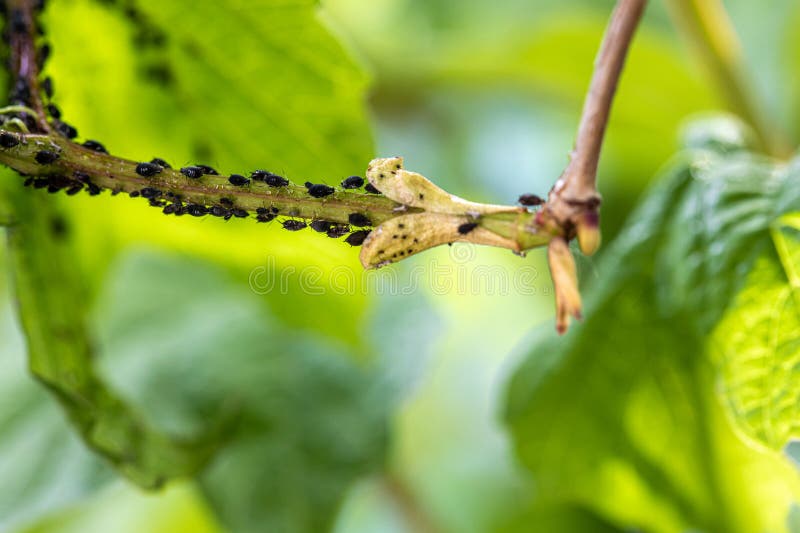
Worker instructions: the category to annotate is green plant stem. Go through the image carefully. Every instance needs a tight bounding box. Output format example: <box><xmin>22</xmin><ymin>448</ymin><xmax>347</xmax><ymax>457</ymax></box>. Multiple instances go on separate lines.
<box><xmin>664</xmin><ymin>0</ymin><xmax>790</xmax><ymax>157</ymax></box>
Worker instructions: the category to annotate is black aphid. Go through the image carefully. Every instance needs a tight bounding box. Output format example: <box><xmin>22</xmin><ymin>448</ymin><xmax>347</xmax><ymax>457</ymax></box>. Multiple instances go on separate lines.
<box><xmin>282</xmin><ymin>220</ymin><xmax>307</xmax><ymax>231</ymax></box>
<box><xmin>41</xmin><ymin>77</ymin><xmax>53</xmax><ymax>99</ymax></box>
<box><xmin>186</xmin><ymin>204</ymin><xmax>207</xmax><ymax>217</ymax></box>
<box><xmin>10</xmin><ymin>9</ymin><xmax>27</xmax><ymax>33</ymax></box>
<box><xmin>0</xmin><ymin>132</ymin><xmax>20</xmax><ymax>148</ymax></box>
<box><xmin>140</xmin><ymin>187</ymin><xmax>161</xmax><ymax>199</ymax></box>
<box><xmin>310</xmin><ymin>220</ymin><xmax>332</xmax><ymax>233</ymax></box>
<box><xmin>135</xmin><ymin>162</ymin><xmax>162</xmax><ymax>177</ymax></box>
<box><xmin>23</xmin><ymin>177</ymin><xmax>34</xmax><ymax>187</ymax></box>
<box><xmin>326</xmin><ymin>224</ymin><xmax>349</xmax><ymax>238</ymax></box>
<box><xmin>271</xmin><ymin>207</ymin><xmax>279</xmax><ymax>213</ymax></box>
<box><xmin>219</xmin><ymin>197</ymin><xmax>234</xmax><ymax>207</ymax></box>
<box><xmin>518</xmin><ymin>194</ymin><xmax>544</xmax><ymax>207</ymax></box>
<box><xmin>163</xmin><ymin>204</ymin><xmax>177</xmax><ymax>215</ymax></box>
<box><xmin>66</xmin><ymin>184</ymin><xmax>83</xmax><ymax>196</ymax></box>
<box><xmin>44</xmin><ymin>103</ymin><xmax>61</xmax><ymax>119</ymax></box>
<box><xmin>228</xmin><ymin>174</ymin><xmax>250</xmax><ymax>186</ymax></box>
<box><xmin>341</xmin><ymin>175</ymin><xmax>364</xmax><ymax>189</ymax></box>
<box><xmin>196</xmin><ymin>164</ymin><xmax>218</xmax><ymax>175</ymax></box>
<box><xmin>348</xmin><ymin>213</ymin><xmax>371</xmax><ymax>227</ymax></box>
<box><xmin>129</xmin><ymin>191</ymin><xmax>140</xmax><ymax>198</ymax></box>
<box><xmin>256</xmin><ymin>207</ymin><xmax>269</xmax><ymax>215</ymax></box>
<box><xmin>250</xmin><ymin>170</ymin><xmax>271</xmax><ymax>182</ymax></box>
<box><xmin>54</xmin><ymin>121</ymin><xmax>78</xmax><ymax>139</ymax></box>
<box><xmin>305</xmin><ymin>182</ymin><xmax>335</xmax><ymax>198</ymax></box>
<box><xmin>150</xmin><ymin>157</ymin><xmax>171</xmax><ymax>169</ymax></box>
<box><xmin>257</xmin><ymin>213</ymin><xmax>276</xmax><ymax>223</ymax></box>
<box><xmin>180</xmin><ymin>166</ymin><xmax>204</xmax><ymax>179</ymax></box>
<box><xmin>364</xmin><ymin>183</ymin><xmax>381</xmax><ymax>194</ymax></box>
<box><xmin>86</xmin><ymin>183</ymin><xmax>101</xmax><ymax>196</ymax></box>
<box><xmin>458</xmin><ymin>222</ymin><xmax>479</xmax><ymax>235</ymax></box>
<box><xmin>232</xmin><ymin>209</ymin><xmax>248</xmax><ymax>218</ymax></box>
<box><xmin>35</xmin><ymin>150</ymin><xmax>59</xmax><ymax>165</ymax></box>
<box><xmin>265</xmin><ymin>173</ymin><xmax>289</xmax><ymax>187</ymax></box>
<box><xmin>82</xmin><ymin>140</ymin><xmax>107</xmax><ymax>153</ymax></box>
<box><xmin>345</xmin><ymin>230</ymin><xmax>370</xmax><ymax>246</ymax></box>
<box><xmin>210</xmin><ymin>206</ymin><xmax>229</xmax><ymax>217</ymax></box>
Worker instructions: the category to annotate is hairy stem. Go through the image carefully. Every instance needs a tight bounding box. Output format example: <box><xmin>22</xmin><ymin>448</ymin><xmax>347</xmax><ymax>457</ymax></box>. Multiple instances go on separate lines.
<box><xmin>664</xmin><ymin>0</ymin><xmax>790</xmax><ymax>157</ymax></box>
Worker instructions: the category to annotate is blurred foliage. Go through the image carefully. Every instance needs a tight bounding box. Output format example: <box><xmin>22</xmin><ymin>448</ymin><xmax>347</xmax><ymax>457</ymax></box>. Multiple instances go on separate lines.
<box><xmin>506</xmin><ymin>136</ymin><xmax>800</xmax><ymax>532</ymax></box>
<box><xmin>0</xmin><ymin>0</ymin><xmax>799</xmax><ymax>533</ymax></box>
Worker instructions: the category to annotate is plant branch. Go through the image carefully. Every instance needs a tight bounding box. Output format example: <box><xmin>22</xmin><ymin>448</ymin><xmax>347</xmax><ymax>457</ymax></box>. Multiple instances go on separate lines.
<box><xmin>664</xmin><ymin>0</ymin><xmax>790</xmax><ymax>157</ymax></box>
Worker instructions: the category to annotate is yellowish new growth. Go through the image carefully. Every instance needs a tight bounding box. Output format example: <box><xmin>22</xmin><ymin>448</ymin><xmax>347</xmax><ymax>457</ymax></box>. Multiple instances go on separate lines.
<box><xmin>360</xmin><ymin>158</ymin><xmax>527</xmax><ymax>268</ymax></box>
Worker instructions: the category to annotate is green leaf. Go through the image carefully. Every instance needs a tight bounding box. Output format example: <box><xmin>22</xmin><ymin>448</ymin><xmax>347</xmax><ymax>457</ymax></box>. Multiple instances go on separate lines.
<box><xmin>709</xmin><ymin>214</ymin><xmax>800</xmax><ymax>449</ymax></box>
<box><xmin>0</xmin><ymin>176</ymin><xmax>223</xmax><ymax>489</ymax></box>
<box><xmin>92</xmin><ymin>251</ymin><xmax>389</xmax><ymax>533</ymax></box>
<box><xmin>505</xmin><ymin>145</ymin><xmax>800</xmax><ymax>533</ymax></box>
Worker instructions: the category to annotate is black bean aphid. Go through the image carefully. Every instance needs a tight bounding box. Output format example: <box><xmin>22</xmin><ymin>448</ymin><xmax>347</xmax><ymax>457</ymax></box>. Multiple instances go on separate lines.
<box><xmin>86</xmin><ymin>183</ymin><xmax>102</xmax><ymax>196</ymax></box>
<box><xmin>326</xmin><ymin>224</ymin><xmax>349</xmax><ymax>238</ymax></box>
<box><xmin>163</xmin><ymin>204</ymin><xmax>177</xmax><ymax>215</ymax></box>
<box><xmin>66</xmin><ymin>184</ymin><xmax>83</xmax><ymax>196</ymax></box>
<box><xmin>232</xmin><ymin>208</ymin><xmax>248</xmax><ymax>218</ymax></box>
<box><xmin>35</xmin><ymin>150</ymin><xmax>59</xmax><ymax>165</ymax></box>
<box><xmin>150</xmin><ymin>157</ymin><xmax>171</xmax><ymax>169</ymax></box>
<box><xmin>458</xmin><ymin>222</ymin><xmax>479</xmax><ymax>235</ymax></box>
<box><xmin>256</xmin><ymin>207</ymin><xmax>269</xmax><ymax>215</ymax></box>
<box><xmin>228</xmin><ymin>174</ymin><xmax>250</xmax><ymax>186</ymax></box>
<box><xmin>0</xmin><ymin>132</ymin><xmax>20</xmax><ymax>148</ymax></box>
<box><xmin>282</xmin><ymin>220</ymin><xmax>307</xmax><ymax>231</ymax></box>
<box><xmin>310</xmin><ymin>220</ymin><xmax>332</xmax><ymax>233</ymax></box>
<box><xmin>258</xmin><ymin>172</ymin><xmax>289</xmax><ymax>187</ymax></box>
<box><xmin>210</xmin><ymin>206</ymin><xmax>228</xmax><ymax>217</ymax></box>
<box><xmin>45</xmin><ymin>103</ymin><xmax>60</xmax><ymax>119</ymax></box>
<box><xmin>348</xmin><ymin>213</ymin><xmax>371</xmax><ymax>227</ymax></box>
<box><xmin>257</xmin><ymin>213</ymin><xmax>276</xmax><ymax>223</ymax></box>
<box><xmin>364</xmin><ymin>183</ymin><xmax>381</xmax><ymax>194</ymax></box>
<box><xmin>180</xmin><ymin>166</ymin><xmax>203</xmax><ymax>179</ymax></box>
<box><xmin>41</xmin><ymin>77</ymin><xmax>53</xmax><ymax>99</ymax></box>
<box><xmin>304</xmin><ymin>181</ymin><xmax>335</xmax><ymax>198</ymax></box>
<box><xmin>140</xmin><ymin>187</ymin><xmax>161</xmax><ymax>199</ymax></box>
<box><xmin>135</xmin><ymin>162</ymin><xmax>162</xmax><ymax>177</ymax></box>
<box><xmin>82</xmin><ymin>140</ymin><xmax>108</xmax><ymax>153</ymax></box>
<box><xmin>345</xmin><ymin>230</ymin><xmax>370</xmax><ymax>246</ymax></box>
<box><xmin>341</xmin><ymin>175</ymin><xmax>364</xmax><ymax>189</ymax></box>
<box><xmin>129</xmin><ymin>190</ymin><xmax>140</xmax><ymax>198</ymax></box>
<box><xmin>518</xmin><ymin>194</ymin><xmax>544</xmax><ymax>207</ymax></box>
<box><xmin>219</xmin><ymin>197</ymin><xmax>234</xmax><ymax>207</ymax></box>
<box><xmin>196</xmin><ymin>164</ymin><xmax>218</xmax><ymax>175</ymax></box>
<box><xmin>54</xmin><ymin>121</ymin><xmax>78</xmax><ymax>139</ymax></box>
<box><xmin>186</xmin><ymin>204</ymin><xmax>207</xmax><ymax>217</ymax></box>
<box><xmin>250</xmin><ymin>170</ymin><xmax>270</xmax><ymax>182</ymax></box>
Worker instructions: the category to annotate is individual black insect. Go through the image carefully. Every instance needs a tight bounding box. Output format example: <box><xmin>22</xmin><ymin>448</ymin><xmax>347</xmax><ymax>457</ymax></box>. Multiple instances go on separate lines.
<box><xmin>219</xmin><ymin>197</ymin><xmax>234</xmax><ymax>207</ymax></box>
<box><xmin>41</xmin><ymin>77</ymin><xmax>53</xmax><ymax>99</ymax></box>
<box><xmin>150</xmin><ymin>157</ymin><xmax>171</xmax><ymax>169</ymax></box>
<box><xmin>37</xmin><ymin>44</ymin><xmax>51</xmax><ymax>70</ymax></box>
<box><xmin>82</xmin><ymin>140</ymin><xmax>108</xmax><ymax>153</ymax></box>
<box><xmin>186</xmin><ymin>204</ymin><xmax>207</xmax><ymax>217</ymax></box>
<box><xmin>232</xmin><ymin>208</ymin><xmax>248</xmax><ymax>218</ymax></box>
<box><xmin>65</xmin><ymin>184</ymin><xmax>83</xmax><ymax>196</ymax></box>
<box><xmin>129</xmin><ymin>190</ymin><xmax>140</xmax><ymax>198</ymax></box>
<box><xmin>250</xmin><ymin>170</ymin><xmax>271</xmax><ymax>182</ymax></box>
<box><xmin>458</xmin><ymin>222</ymin><xmax>479</xmax><ymax>235</ymax></box>
<box><xmin>163</xmin><ymin>204</ymin><xmax>177</xmax><ymax>215</ymax></box>
<box><xmin>228</xmin><ymin>174</ymin><xmax>250</xmax><ymax>186</ymax></box>
<box><xmin>282</xmin><ymin>220</ymin><xmax>307</xmax><ymax>231</ymax></box>
<box><xmin>310</xmin><ymin>220</ymin><xmax>332</xmax><ymax>233</ymax></box>
<box><xmin>10</xmin><ymin>9</ymin><xmax>27</xmax><ymax>34</ymax></box>
<box><xmin>73</xmin><ymin>171</ymin><xmax>90</xmax><ymax>183</ymax></box>
<box><xmin>210</xmin><ymin>206</ymin><xmax>229</xmax><ymax>217</ymax></box>
<box><xmin>326</xmin><ymin>224</ymin><xmax>349</xmax><ymax>238</ymax></box>
<box><xmin>135</xmin><ymin>162</ymin><xmax>162</xmax><ymax>177</ymax></box>
<box><xmin>140</xmin><ymin>187</ymin><xmax>161</xmax><ymax>199</ymax></box>
<box><xmin>341</xmin><ymin>175</ymin><xmax>364</xmax><ymax>189</ymax></box>
<box><xmin>348</xmin><ymin>213</ymin><xmax>371</xmax><ymax>227</ymax></box>
<box><xmin>45</xmin><ymin>103</ymin><xmax>60</xmax><ymax>119</ymax></box>
<box><xmin>271</xmin><ymin>207</ymin><xmax>279</xmax><ymax>213</ymax></box>
<box><xmin>54</xmin><ymin>121</ymin><xmax>78</xmax><ymax>139</ymax></box>
<box><xmin>364</xmin><ymin>183</ymin><xmax>381</xmax><ymax>194</ymax></box>
<box><xmin>179</xmin><ymin>166</ymin><xmax>201</xmax><ymax>179</ymax></box>
<box><xmin>256</xmin><ymin>207</ymin><xmax>269</xmax><ymax>215</ymax></box>
<box><xmin>196</xmin><ymin>164</ymin><xmax>218</xmax><ymax>175</ymax></box>
<box><xmin>0</xmin><ymin>132</ymin><xmax>20</xmax><ymax>148</ymax></box>
<box><xmin>345</xmin><ymin>230</ymin><xmax>370</xmax><ymax>246</ymax></box>
<box><xmin>35</xmin><ymin>150</ymin><xmax>59</xmax><ymax>165</ymax></box>
<box><xmin>265</xmin><ymin>174</ymin><xmax>290</xmax><ymax>187</ymax></box>
<box><xmin>518</xmin><ymin>193</ymin><xmax>544</xmax><ymax>206</ymax></box>
<box><xmin>86</xmin><ymin>182</ymin><xmax>101</xmax><ymax>196</ymax></box>
<box><xmin>305</xmin><ymin>182</ymin><xmax>335</xmax><ymax>198</ymax></box>
<box><xmin>257</xmin><ymin>213</ymin><xmax>276</xmax><ymax>223</ymax></box>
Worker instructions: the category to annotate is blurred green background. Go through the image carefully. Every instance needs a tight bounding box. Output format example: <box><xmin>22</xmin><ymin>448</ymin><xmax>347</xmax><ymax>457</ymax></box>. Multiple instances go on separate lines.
<box><xmin>1</xmin><ymin>0</ymin><xmax>799</xmax><ymax>532</ymax></box>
